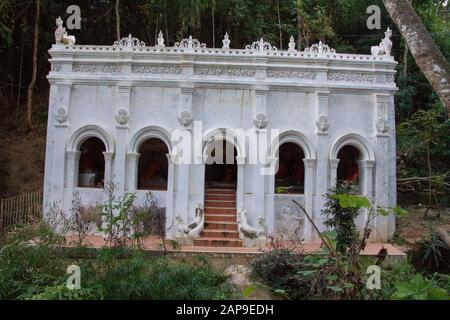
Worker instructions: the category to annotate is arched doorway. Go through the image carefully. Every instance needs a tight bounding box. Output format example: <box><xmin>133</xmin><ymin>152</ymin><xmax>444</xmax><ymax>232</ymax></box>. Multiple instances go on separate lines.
<box><xmin>78</xmin><ymin>137</ymin><xmax>106</xmax><ymax>188</ymax></box>
<box><xmin>337</xmin><ymin>145</ymin><xmax>361</xmax><ymax>186</ymax></box>
<box><xmin>204</xmin><ymin>140</ymin><xmax>238</xmax><ymax>190</ymax></box>
<box><xmin>137</xmin><ymin>138</ymin><xmax>169</xmax><ymax>190</ymax></box>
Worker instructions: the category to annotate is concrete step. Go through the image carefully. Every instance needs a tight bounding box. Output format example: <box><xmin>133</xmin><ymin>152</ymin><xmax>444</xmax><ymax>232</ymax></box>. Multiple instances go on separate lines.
<box><xmin>201</xmin><ymin>229</ymin><xmax>240</xmax><ymax>239</ymax></box>
<box><xmin>193</xmin><ymin>237</ymin><xmax>243</xmax><ymax>247</ymax></box>
<box><xmin>205</xmin><ymin>214</ymin><xmax>236</xmax><ymax>223</ymax></box>
<box><xmin>205</xmin><ymin>189</ymin><xmax>236</xmax><ymax>195</ymax></box>
<box><xmin>204</xmin><ymin>207</ymin><xmax>236</xmax><ymax>215</ymax></box>
<box><xmin>205</xmin><ymin>194</ymin><xmax>236</xmax><ymax>201</ymax></box>
<box><xmin>204</xmin><ymin>200</ymin><xmax>236</xmax><ymax>208</ymax></box>
<box><xmin>204</xmin><ymin>221</ymin><xmax>238</xmax><ymax>230</ymax></box>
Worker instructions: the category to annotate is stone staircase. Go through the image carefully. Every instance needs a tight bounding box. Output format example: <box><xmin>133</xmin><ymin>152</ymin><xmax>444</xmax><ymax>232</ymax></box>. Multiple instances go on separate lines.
<box><xmin>193</xmin><ymin>188</ymin><xmax>243</xmax><ymax>247</ymax></box>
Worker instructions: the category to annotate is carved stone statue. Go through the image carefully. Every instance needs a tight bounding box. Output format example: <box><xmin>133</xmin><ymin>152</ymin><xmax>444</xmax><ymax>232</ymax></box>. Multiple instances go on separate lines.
<box><xmin>222</xmin><ymin>32</ymin><xmax>231</xmax><ymax>49</ymax></box>
<box><xmin>288</xmin><ymin>36</ymin><xmax>296</xmax><ymax>52</ymax></box>
<box><xmin>371</xmin><ymin>28</ymin><xmax>393</xmax><ymax>56</ymax></box>
<box><xmin>55</xmin><ymin>17</ymin><xmax>76</xmax><ymax>45</ymax></box>
<box><xmin>157</xmin><ymin>30</ymin><xmax>165</xmax><ymax>48</ymax></box>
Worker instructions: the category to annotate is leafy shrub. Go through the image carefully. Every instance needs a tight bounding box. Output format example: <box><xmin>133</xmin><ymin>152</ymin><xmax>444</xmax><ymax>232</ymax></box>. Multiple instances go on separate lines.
<box><xmin>420</xmin><ymin>231</ymin><xmax>447</xmax><ymax>269</ymax></box>
<box><xmin>390</xmin><ymin>274</ymin><xmax>449</xmax><ymax>300</ymax></box>
<box><xmin>321</xmin><ymin>182</ymin><xmax>360</xmax><ymax>255</ymax></box>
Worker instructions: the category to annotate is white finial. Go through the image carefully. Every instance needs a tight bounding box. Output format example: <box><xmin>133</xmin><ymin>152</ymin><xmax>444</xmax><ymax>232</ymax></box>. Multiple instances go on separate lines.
<box><xmin>288</xmin><ymin>36</ymin><xmax>296</xmax><ymax>52</ymax></box>
<box><xmin>157</xmin><ymin>30</ymin><xmax>165</xmax><ymax>48</ymax></box>
<box><xmin>222</xmin><ymin>32</ymin><xmax>231</xmax><ymax>49</ymax></box>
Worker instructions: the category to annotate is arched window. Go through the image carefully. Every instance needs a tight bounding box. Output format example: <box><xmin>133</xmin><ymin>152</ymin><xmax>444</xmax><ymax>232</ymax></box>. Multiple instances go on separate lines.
<box><xmin>78</xmin><ymin>137</ymin><xmax>106</xmax><ymax>188</ymax></box>
<box><xmin>137</xmin><ymin>138</ymin><xmax>169</xmax><ymax>190</ymax></box>
<box><xmin>337</xmin><ymin>145</ymin><xmax>361</xmax><ymax>185</ymax></box>
<box><xmin>275</xmin><ymin>142</ymin><xmax>305</xmax><ymax>194</ymax></box>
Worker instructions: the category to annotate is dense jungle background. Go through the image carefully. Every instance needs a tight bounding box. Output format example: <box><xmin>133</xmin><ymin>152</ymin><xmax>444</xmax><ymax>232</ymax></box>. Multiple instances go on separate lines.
<box><xmin>0</xmin><ymin>0</ymin><xmax>449</xmax><ymax>221</ymax></box>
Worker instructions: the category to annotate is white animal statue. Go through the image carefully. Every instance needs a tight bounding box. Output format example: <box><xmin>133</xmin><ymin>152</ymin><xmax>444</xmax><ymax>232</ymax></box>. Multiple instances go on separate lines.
<box><xmin>371</xmin><ymin>28</ymin><xmax>392</xmax><ymax>56</ymax></box>
<box><xmin>55</xmin><ymin>17</ymin><xmax>76</xmax><ymax>45</ymax></box>
<box><xmin>237</xmin><ymin>208</ymin><xmax>265</xmax><ymax>240</ymax></box>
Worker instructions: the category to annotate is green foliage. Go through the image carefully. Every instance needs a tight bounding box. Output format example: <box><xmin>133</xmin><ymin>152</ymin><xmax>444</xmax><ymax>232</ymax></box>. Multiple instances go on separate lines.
<box><xmin>0</xmin><ymin>224</ymin><xmax>232</xmax><ymax>300</ymax></box>
<box><xmin>322</xmin><ymin>183</ymin><xmax>360</xmax><ymax>255</ymax></box>
<box><xmin>420</xmin><ymin>231</ymin><xmax>447</xmax><ymax>268</ymax></box>
<box><xmin>390</xmin><ymin>274</ymin><xmax>449</xmax><ymax>300</ymax></box>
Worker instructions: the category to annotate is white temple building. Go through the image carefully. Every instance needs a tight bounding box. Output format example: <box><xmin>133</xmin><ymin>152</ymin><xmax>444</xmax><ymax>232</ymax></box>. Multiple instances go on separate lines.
<box><xmin>44</xmin><ymin>26</ymin><xmax>398</xmax><ymax>247</ymax></box>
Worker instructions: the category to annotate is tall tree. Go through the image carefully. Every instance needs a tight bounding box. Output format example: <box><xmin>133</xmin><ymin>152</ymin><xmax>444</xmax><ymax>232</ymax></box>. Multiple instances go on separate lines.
<box><xmin>26</xmin><ymin>0</ymin><xmax>39</xmax><ymax>131</ymax></box>
<box><xmin>383</xmin><ymin>0</ymin><xmax>450</xmax><ymax>111</ymax></box>
<box><xmin>115</xmin><ymin>0</ymin><xmax>120</xmax><ymax>40</ymax></box>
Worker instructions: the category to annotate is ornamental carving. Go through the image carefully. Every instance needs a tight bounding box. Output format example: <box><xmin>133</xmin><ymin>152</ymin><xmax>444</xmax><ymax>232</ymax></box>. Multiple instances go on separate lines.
<box><xmin>132</xmin><ymin>65</ymin><xmax>182</xmax><ymax>74</ymax></box>
<box><xmin>327</xmin><ymin>72</ymin><xmax>375</xmax><ymax>83</ymax></box>
<box><xmin>178</xmin><ymin>111</ymin><xmax>193</xmax><ymax>128</ymax></box>
<box><xmin>51</xmin><ymin>64</ymin><xmax>62</xmax><ymax>72</ymax></box>
<box><xmin>113</xmin><ymin>34</ymin><xmax>145</xmax><ymax>47</ymax></box>
<box><xmin>54</xmin><ymin>106</ymin><xmax>68</xmax><ymax>124</ymax></box>
<box><xmin>194</xmin><ymin>67</ymin><xmax>256</xmax><ymax>78</ymax></box>
<box><xmin>376</xmin><ymin>118</ymin><xmax>389</xmax><ymax>134</ymax></box>
<box><xmin>316</xmin><ymin>114</ymin><xmax>330</xmax><ymax>132</ymax></box>
<box><xmin>73</xmin><ymin>64</ymin><xmax>121</xmax><ymax>73</ymax></box>
<box><xmin>245</xmin><ymin>38</ymin><xmax>277</xmax><ymax>51</ymax></box>
<box><xmin>254</xmin><ymin>113</ymin><xmax>268</xmax><ymax>129</ymax></box>
<box><xmin>386</xmin><ymin>75</ymin><xmax>395</xmax><ymax>83</ymax></box>
<box><xmin>304</xmin><ymin>41</ymin><xmax>336</xmax><ymax>54</ymax></box>
<box><xmin>115</xmin><ymin>108</ymin><xmax>129</xmax><ymax>126</ymax></box>
<box><xmin>267</xmin><ymin>70</ymin><xmax>316</xmax><ymax>80</ymax></box>
<box><xmin>175</xmin><ymin>36</ymin><xmax>206</xmax><ymax>49</ymax></box>
<box><xmin>371</xmin><ymin>28</ymin><xmax>393</xmax><ymax>56</ymax></box>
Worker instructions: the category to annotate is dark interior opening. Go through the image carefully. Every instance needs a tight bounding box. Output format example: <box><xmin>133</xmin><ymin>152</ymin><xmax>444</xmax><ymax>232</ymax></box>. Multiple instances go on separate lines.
<box><xmin>275</xmin><ymin>142</ymin><xmax>305</xmax><ymax>194</ymax></box>
<box><xmin>138</xmin><ymin>138</ymin><xmax>169</xmax><ymax>190</ymax></box>
<box><xmin>337</xmin><ymin>145</ymin><xmax>361</xmax><ymax>184</ymax></box>
<box><xmin>78</xmin><ymin>137</ymin><xmax>106</xmax><ymax>188</ymax></box>
<box><xmin>205</xmin><ymin>140</ymin><xmax>237</xmax><ymax>189</ymax></box>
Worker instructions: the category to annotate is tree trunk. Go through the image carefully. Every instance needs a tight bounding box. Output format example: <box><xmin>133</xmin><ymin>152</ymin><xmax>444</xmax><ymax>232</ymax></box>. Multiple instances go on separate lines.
<box><xmin>277</xmin><ymin>0</ymin><xmax>282</xmax><ymax>50</ymax></box>
<box><xmin>383</xmin><ymin>0</ymin><xmax>450</xmax><ymax>111</ymax></box>
<box><xmin>26</xmin><ymin>0</ymin><xmax>40</xmax><ymax>132</ymax></box>
<box><xmin>296</xmin><ymin>0</ymin><xmax>302</xmax><ymax>50</ymax></box>
<box><xmin>115</xmin><ymin>0</ymin><xmax>120</xmax><ymax>40</ymax></box>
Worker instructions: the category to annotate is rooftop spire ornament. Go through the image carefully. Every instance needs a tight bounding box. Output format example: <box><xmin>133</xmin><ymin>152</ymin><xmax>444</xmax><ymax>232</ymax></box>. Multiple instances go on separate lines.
<box><xmin>288</xmin><ymin>36</ymin><xmax>296</xmax><ymax>52</ymax></box>
<box><xmin>114</xmin><ymin>34</ymin><xmax>146</xmax><ymax>47</ymax></box>
<box><xmin>156</xmin><ymin>30</ymin><xmax>165</xmax><ymax>48</ymax></box>
<box><xmin>222</xmin><ymin>32</ymin><xmax>231</xmax><ymax>49</ymax></box>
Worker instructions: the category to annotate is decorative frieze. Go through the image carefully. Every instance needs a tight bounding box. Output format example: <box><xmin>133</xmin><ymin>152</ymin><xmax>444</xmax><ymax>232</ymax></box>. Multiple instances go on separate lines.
<box><xmin>73</xmin><ymin>64</ymin><xmax>121</xmax><ymax>73</ymax></box>
<box><xmin>305</xmin><ymin>41</ymin><xmax>335</xmax><ymax>54</ymax></box>
<box><xmin>386</xmin><ymin>75</ymin><xmax>395</xmax><ymax>83</ymax></box>
<box><xmin>51</xmin><ymin>64</ymin><xmax>62</xmax><ymax>72</ymax></box>
<box><xmin>175</xmin><ymin>36</ymin><xmax>206</xmax><ymax>49</ymax></box>
<box><xmin>267</xmin><ymin>69</ymin><xmax>316</xmax><ymax>80</ymax></box>
<box><xmin>194</xmin><ymin>67</ymin><xmax>256</xmax><ymax>78</ymax></box>
<box><xmin>327</xmin><ymin>72</ymin><xmax>375</xmax><ymax>83</ymax></box>
<box><xmin>132</xmin><ymin>65</ymin><xmax>182</xmax><ymax>74</ymax></box>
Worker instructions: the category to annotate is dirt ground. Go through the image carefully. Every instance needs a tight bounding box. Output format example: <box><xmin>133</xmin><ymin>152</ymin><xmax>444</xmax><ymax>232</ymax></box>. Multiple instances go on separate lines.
<box><xmin>394</xmin><ymin>206</ymin><xmax>450</xmax><ymax>250</ymax></box>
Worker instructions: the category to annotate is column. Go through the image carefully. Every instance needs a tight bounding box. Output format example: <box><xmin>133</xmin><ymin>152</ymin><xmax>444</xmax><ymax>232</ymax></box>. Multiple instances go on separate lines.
<box><xmin>50</xmin><ymin>83</ymin><xmax>72</xmax><ymax>214</ymax></box>
<box><xmin>165</xmin><ymin>153</ymin><xmax>176</xmax><ymax>239</ymax></box>
<box><xmin>329</xmin><ymin>159</ymin><xmax>340</xmax><ymax>189</ymax></box>
<box><xmin>314</xmin><ymin>91</ymin><xmax>330</xmax><ymax>241</ymax></box>
<box><xmin>114</xmin><ymin>85</ymin><xmax>131</xmax><ymax>194</ymax></box>
<box><xmin>303</xmin><ymin>158</ymin><xmax>316</xmax><ymax>242</ymax></box>
<box><xmin>103</xmin><ymin>152</ymin><xmax>114</xmax><ymax>186</ymax></box>
<box><xmin>374</xmin><ymin>93</ymin><xmax>391</xmax><ymax>241</ymax></box>
<box><xmin>126</xmin><ymin>153</ymin><xmax>140</xmax><ymax>191</ymax></box>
